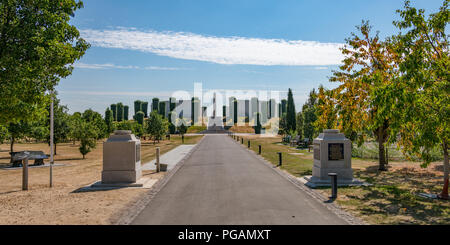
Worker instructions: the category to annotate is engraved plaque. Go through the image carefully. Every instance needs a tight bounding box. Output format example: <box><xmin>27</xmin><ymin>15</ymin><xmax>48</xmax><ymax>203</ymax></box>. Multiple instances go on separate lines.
<box><xmin>314</xmin><ymin>144</ymin><xmax>320</xmax><ymax>160</ymax></box>
<box><xmin>328</xmin><ymin>143</ymin><xmax>344</xmax><ymax>160</ymax></box>
<box><xmin>136</xmin><ymin>144</ymin><xmax>141</xmax><ymax>162</ymax></box>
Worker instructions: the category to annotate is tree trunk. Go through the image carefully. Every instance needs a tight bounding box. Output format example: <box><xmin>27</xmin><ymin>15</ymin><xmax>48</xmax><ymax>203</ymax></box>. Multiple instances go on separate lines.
<box><xmin>83</xmin><ymin>154</ymin><xmax>85</xmax><ymax>159</ymax></box>
<box><xmin>440</xmin><ymin>140</ymin><xmax>449</xmax><ymax>199</ymax></box>
<box><xmin>385</xmin><ymin>144</ymin><xmax>389</xmax><ymax>165</ymax></box>
<box><xmin>10</xmin><ymin>137</ymin><xmax>14</xmax><ymax>153</ymax></box>
<box><xmin>378</xmin><ymin>137</ymin><xmax>387</xmax><ymax>171</ymax></box>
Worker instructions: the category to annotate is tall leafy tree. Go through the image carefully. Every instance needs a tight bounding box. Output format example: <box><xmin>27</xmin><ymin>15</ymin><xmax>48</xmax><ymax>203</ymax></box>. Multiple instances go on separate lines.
<box><xmin>314</xmin><ymin>85</ymin><xmax>338</xmax><ymax>134</ymax></box>
<box><xmin>286</xmin><ymin>89</ymin><xmax>296</xmax><ymax>132</ymax></box>
<box><xmin>296</xmin><ymin>112</ymin><xmax>303</xmax><ymax>139</ymax></box>
<box><xmin>391</xmin><ymin>0</ymin><xmax>449</xmax><ymax>198</ymax></box>
<box><xmin>0</xmin><ymin>125</ymin><xmax>9</xmax><ymax>144</ymax></box>
<box><xmin>0</xmin><ymin>0</ymin><xmax>89</xmax><ymax>124</ymax></box>
<box><xmin>46</xmin><ymin>97</ymin><xmax>71</xmax><ymax>155</ymax></box>
<box><xmin>77</xmin><ymin>120</ymin><xmax>97</xmax><ymax>159</ymax></box>
<box><xmin>146</xmin><ymin>111</ymin><xmax>169</xmax><ymax>144</ymax></box>
<box><xmin>7</xmin><ymin>121</ymin><xmax>31</xmax><ymax>153</ymax></box>
<box><xmin>82</xmin><ymin>109</ymin><xmax>107</xmax><ymax>139</ymax></box>
<box><xmin>330</xmin><ymin>21</ymin><xmax>398</xmax><ymax>171</ymax></box>
<box><xmin>302</xmin><ymin>89</ymin><xmax>318</xmax><ymax>142</ymax></box>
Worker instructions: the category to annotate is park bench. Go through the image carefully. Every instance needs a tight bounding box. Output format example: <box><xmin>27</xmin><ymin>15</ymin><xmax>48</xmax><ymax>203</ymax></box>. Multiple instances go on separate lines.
<box><xmin>10</xmin><ymin>151</ymin><xmax>49</xmax><ymax>167</ymax></box>
<box><xmin>290</xmin><ymin>135</ymin><xmax>301</xmax><ymax>147</ymax></box>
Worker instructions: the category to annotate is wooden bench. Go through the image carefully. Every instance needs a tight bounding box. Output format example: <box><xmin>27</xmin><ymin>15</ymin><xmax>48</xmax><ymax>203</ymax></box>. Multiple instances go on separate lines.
<box><xmin>10</xmin><ymin>151</ymin><xmax>49</xmax><ymax>167</ymax></box>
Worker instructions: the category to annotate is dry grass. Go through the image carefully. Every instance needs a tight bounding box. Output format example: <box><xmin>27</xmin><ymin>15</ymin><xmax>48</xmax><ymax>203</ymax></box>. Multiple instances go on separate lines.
<box><xmin>229</xmin><ymin>124</ymin><xmax>255</xmax><ymax>133</ymax></box>
<box><xmin>0</xmin><ymin>135</ymin><xmax>203</xmax><ymax>225</ymax></box>
<box><xmin>238</xmin><ymin>135</ymin><xmax>450</xmax><ymax>225</ymax></box>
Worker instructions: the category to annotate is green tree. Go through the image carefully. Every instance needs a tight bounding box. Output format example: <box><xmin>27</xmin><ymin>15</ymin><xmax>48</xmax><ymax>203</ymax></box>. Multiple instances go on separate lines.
<box><xmin>116</xmin><ymin>103</ymin><xmax>124</xmax><ymax>122</ymax></box>
<box><xmin>314</xmin><ymin>85</ymin><xmax>338</xmax><ymax>134</ymax></box>
<box><xmin>110</xmin><ymin>104</ymin><xmax>117</xmax><ymax>121</ymax></box>
<box><xmin>68</xmin><ymin>112</ymin><xmax>83</xmax><ymax>144</ymax></box>
<box><xmin>135</xmin><ymin>111</ymin><xmax>145</xmax><ymax>125</ymax></box>
<box><xmin>134</xmin><ymin>100</ymin><xmax>143</xmax><ymax>116</ymax></box>
<box><xmin>104</xmin><ymin>108</ymin><xmax>114</xmax><ymax>135</ymax></box>
<box><xmin>47</xmin><ymin>98</ymin><xmax>71</xmax><ymax>155</ymax></box>
<box><xmin>330</xmin><ymin>21</ymin><xmax>398</xmax><ymax>170</ymax></box>
<box><xmin>152</xmin><ymin>98</ymin><xmax>160</xmax><ymax>112</ymax></box>
<box><xmin>286</xmin><ymin>89</ymin><xmax>296</xmax><ymax>132</ymax></box>
<box><xmin>278</xmin><ymin>113</ymin><xmax>288</xmax><ymax>136</ymax></box>
<box><xmin>77</xmin><ymin>120</ymin><xmax>97</xmax><ymax>159</ymax></box>
<box><xmin>7</xmin><ymin>121</ymin><xmax>31</xmax><ymax>153</ymax></box>
<box><xmin>82</xmin><ymin>109</ymin><xmax>108</xmax><ymax>139</ymax></box>
<box><xmin>124</xmin><ymin>105</ymin><xmax>129</xmax><ymax>121</ymax></box>
<box><xmin>301</xmin><ymin>89</ymin><xmax>318</xmax><ymax>142</ymax></box>
<box><xmin>146</xmin><ymin>111</ymin><xmax>169</xmax><ymax>144</ymax></box>
<box><xmin>391</xmin><ymin>0</ymin><xmax>449</xmax><ymax>197</ymax></box>
<box><xmin>0</xmin><ymin>125</ymin><xmax>9</xmax><ymax>144</ymax></box>
<box><xmin>0</xmin><ymin>0</ymin><xmax>89</xmax><ymax>124</ymax></box>
<box><xmin>142</xmin><ymin>101</ymin><xmax>149</xmax><ymax>118</ymax></box>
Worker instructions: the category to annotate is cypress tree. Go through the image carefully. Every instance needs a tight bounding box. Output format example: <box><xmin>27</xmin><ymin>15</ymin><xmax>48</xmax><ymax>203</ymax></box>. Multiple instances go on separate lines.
<box><xmin>142</xmin><ymin>101</ymin><xmax>149</xmax><ymax>117</ymax></box>
<box><xmin>134</xmin><ymin>100</ymin><xmax>142</xmax><ymax>116</ymax></box>
<box><xmin>233</xmin><ymin>98</ymin><xmax>238</xmax><ymax>125</ymax></box>
<box><xmin>152</xmin><ymin>98</ymin><xmax>159</xmax><ymax>113</ymax></box>
<box><xmin>105</xmin><ymin>108</ymin><xmax>113</xmax><ymax>134</ymax></box>
<box><xmin>135</xmin><ymin>111</ymin><xmax>145</xmax><ymax>125</ymax></box>
<box><xmin>117</xmin><ymin>103</ymin><xmax>124</xmax><ymax>122</ymax></box>
<box><xmin>159</xmin><ymin>101</ymin><xmax>166</xmax><ymax>118</ymax></box>
<box><xmin>124</xmin><ymin>105</ymin><xmax>129</xmax><ymax>121</ymax></box>
<box><xmin>111</xmin><ymin>104</ymin><xmax>117</xmax><ymax>121</ymax></box>
<box><xmin>281</xmin><ymin>99</ymin><xmax>287</xmax><ymax>114</ymax></box>
<box><xmin>255</xmin><ymin>112</ymin><xmax>261</xmax><ymax>134</ymax></box>
<box><xmin>286</xmin><ymin>88</ymin><xmax>296</xmax><ymax>132</ymax></box>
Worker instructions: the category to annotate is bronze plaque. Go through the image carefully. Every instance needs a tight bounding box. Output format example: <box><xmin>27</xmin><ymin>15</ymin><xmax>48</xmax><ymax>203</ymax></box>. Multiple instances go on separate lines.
<box><xmin>314</xmin><ymin>144</ymin><xmax>320</xmax><ymax>160</ymax></box>
<box><xmin>328</xmin><ymin>143</ymin><xmax>344</xmax><ymax>160</ymax></box>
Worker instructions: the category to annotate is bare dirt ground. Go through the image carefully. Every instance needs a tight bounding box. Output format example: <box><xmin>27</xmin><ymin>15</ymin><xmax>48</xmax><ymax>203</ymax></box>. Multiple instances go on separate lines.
<box><xmin>0</xmin><ymin>135</ymin><xmax>202</xmax><ymax>225</ymax></box>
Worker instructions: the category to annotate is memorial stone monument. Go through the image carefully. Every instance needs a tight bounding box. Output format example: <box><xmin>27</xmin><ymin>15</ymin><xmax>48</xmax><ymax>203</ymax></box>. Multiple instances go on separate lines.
<box><xmin>303</xmin><ymin>129</ymin><xmax>364</xmax><ymax>187</ymax></box>
<box><xmin>102</xmin><ymin>130</ymin><xmax>142</xmax><ymax>184</ymax></box>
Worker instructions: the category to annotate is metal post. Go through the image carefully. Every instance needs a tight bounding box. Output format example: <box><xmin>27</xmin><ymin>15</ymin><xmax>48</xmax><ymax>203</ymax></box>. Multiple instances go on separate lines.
<box><xmin>156</xmin><ymin>147</ymin><xmax>161</xmax><ymax>173</ymax></box>
<box><xmin>182</xmin><ymin>135</ymin><xmax>184</xmax><ymax>144</ymax></box>
<box><xmin>258</xmin><ymin>145</ymin><xmax>261</xmax><ymax>155</ymax></box>
<box><xmin>278</xmin><ymin>152</ymin><xmax>282</xmax><ymax>166</ymax></box>
<box><xmin>22</xmin><ymin>157</ymin><xmax>29</xmax><ymax>191</ymax></box>
<box><xmin>328</xmin><ymin>173</ymin><xmax>338</xmax><ymax>199</ymax></box>
<box><xmin>50</xmin><ymin>95</ymin><xmax>54</xmax><ymax>187</ymax></box>
<box><xmin>248</xmin><ymin>140</ymin><xmax>250</xmax><ymax>148</ymax></box>
<box><xmin>241</xmin><ymin>138</ymin><xmax>243</xmax><ymax>144</ymax></box>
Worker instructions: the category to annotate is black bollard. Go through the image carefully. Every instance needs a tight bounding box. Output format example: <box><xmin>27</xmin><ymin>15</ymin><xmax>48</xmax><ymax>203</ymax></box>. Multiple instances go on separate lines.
<box><xmin>258</xmin><ymin>145</ymin><xmax>262</xmax><ymax>155</ymax></box>
<box><xmin>241</xmin><ymin>138</ymin><xmax>244</xmax><ymax>144</ymax></box>
<box><xmin>328</xmin><ymin>173</ymin><xmax>338</xmax><ymax>199</ymax></box>
<box><xmin>248</xmin><ymin>140</ymin><xmax>250</xmax><ymax>148</ymax></box>
<box><xmin>277</xmin><ymin>152</ymin><xmax>282</xmax><ymax>166</ymax></box>
<box><xmin>182</xmin><ymin>135</ymin><xmax>185</xmax><ymax>144</ymax></box>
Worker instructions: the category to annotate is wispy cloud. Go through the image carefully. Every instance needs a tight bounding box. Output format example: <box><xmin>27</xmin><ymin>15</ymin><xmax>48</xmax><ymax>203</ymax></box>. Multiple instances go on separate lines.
<box><xmin>73</xmin><ymin>62</ymin><xmax>186</xmax><ymax>71</ymax></box>
<box><xmin>80</xmin><ymin>28</ymin><xmax>344</xmax><ymax>66</ymax></box>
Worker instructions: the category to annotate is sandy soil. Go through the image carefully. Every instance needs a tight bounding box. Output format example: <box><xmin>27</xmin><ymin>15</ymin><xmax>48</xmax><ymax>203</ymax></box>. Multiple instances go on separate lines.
<box><xmin>0</xmin><ymin>135</ymin><xmax>202</xmax><ymax>225</ymax></box>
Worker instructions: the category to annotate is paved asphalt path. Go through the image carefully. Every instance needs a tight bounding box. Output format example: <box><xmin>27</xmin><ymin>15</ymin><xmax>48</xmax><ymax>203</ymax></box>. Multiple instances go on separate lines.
<box><xmin>131</xmin><ymin>135</ymin><xmax>348</xmax><ymax>225</ymax></box>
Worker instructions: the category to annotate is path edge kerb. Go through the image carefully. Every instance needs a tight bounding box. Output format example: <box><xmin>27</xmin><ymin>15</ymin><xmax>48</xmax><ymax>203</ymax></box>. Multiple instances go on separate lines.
<box><xmin>229</xmin><ymin>136</ymin><xmax>367</xmax><ymax>225</ymax></box>
<box><xmin>112</xmin><ymin>136</ymin><xmax>207</xmax><ymax>225</ymax></box>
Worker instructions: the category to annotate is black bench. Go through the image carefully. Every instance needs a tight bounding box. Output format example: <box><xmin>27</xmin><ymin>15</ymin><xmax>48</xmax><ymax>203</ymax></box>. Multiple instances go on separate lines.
<box><xmin>10</xmin><ymin>151</ymin><xmax>49</xmax><ymax>167</ymax></box>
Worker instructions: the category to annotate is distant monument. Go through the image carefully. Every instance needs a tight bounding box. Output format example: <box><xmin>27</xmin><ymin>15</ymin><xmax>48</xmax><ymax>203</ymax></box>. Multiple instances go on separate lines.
<box><xmin>101</xmin><ymin>130</ymin><xmax>142</xmax><ymax>184</ymax></box>
<box><xmin>303</xmin><ymin>129</ymin><xmax>364</xmax><ymax>188</ymax></box>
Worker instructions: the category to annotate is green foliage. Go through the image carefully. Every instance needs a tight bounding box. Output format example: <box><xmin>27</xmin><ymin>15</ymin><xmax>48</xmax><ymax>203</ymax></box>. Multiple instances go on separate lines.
<box><xmin>390</xmin><ymin>0</ymin><xmax>449</xmax><ymax>173</ymax></box>
<box><xmin>254</xmin><ymin>112</ymin><xmax>262</xmax><ymax>134</ymax></box>
<box><xmin>82</xmin><ymin>109</ymin><xmax>108</xmax><ymax>139</ymax></box>
<box><xmin>104</xmin><ymin>108</ymin><xmax>114</xmax><ymax>134</ymax></box>
<box><xmin>286</xmin><ymin>89</ymin><xmax>296</xmax><ymax>132</ymax></box>
<box><xmin>152</xmin><ymin>98</ymin><xmax>159</xmax><ymax>112</ymax></box>
<box><xmin>0</xmin><ymin>0</ymin><xmax>89</xmax><ymax>124</ymax></box>
<box><xmin>158</xmin><ymin>101</ymin><xmax>166</xmax><ymax>118</ymax></box>
<box><xmin>0</xmin><ymin>124</ymin><xmax>9</xmax><ymax>144</ymax></box>
<box><xmin>134</xmin><ymin>100</ymin><xmax>143</xmax><ymax>116</ymax></box>
<box><xmin>178</xmin><ymin>123</ymin><xmax>188</xmax><ymax>136</ymax></box>
<box><xmin>116</xmin><ymin>103</ymin><xmax>124</xmax><ymax>122</ymax></box>
<box><xmin>142</xmin><ymin>102</ymin><xmax>149</xmax><ymax>118</ymax></box>
<box><xmin>110</xmin><ymin>104</ymin><xmax>117</xmax><ymax>121</ymax></box>
<box><xmin>146</xmin><ymin>111</ymin><xmax>169</xmax><ymax>142</ymax></box>
<box><xmin>296</xmin><ymin>112</ymin><xmax>303</xmax><ymax>139</ymax></box>
<box><xmin>135</xmin><ymin>111</ymin><xmax>145</xmax><ymax>125</ymax></box>
<box><xmin>7</xmin><ymin>121</ymin><xmax>31</xmax><ymax>152</ymax></box>
<box><xmin>114</xmin><ymin>120</ymin><xmax>144</xmax><ymax>137</ymax></box>
<box><xmin>301</xmin><ymin>89</ymin><xmax>318</xmax><ymax>141</ymax></box>
<box><xmin>278</xmin><ymin>113</ymin><xmax>288</xmax><ymax>135</ymax></box>
<box><xmin>124</xmin><ymin>105</ymin><xmax>129</xmax><ymax>121</ymax></box>
<box><xmin>78</xmin><ymin>120</ymin><xmax>97</xmax><ymax>159</ymax></box>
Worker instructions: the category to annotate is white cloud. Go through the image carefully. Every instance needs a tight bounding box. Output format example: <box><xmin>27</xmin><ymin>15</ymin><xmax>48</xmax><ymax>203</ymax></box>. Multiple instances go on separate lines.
<box><xmin>73</xmin><ymin>62</ymin><xmax>185</xmax><ymax>71</ymax></box>
<box><xmin>80</xmin><ymin>28</ymin><xmax>344</xmax><ymax>66</ymax></box>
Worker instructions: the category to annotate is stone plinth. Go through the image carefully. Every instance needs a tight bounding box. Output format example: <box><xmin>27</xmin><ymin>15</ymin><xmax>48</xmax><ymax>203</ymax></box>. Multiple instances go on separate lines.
<box><xmin>303</xmin><ymin>129</ymin><xmax>365</xmax><ymax>188</ymax></box>
<box><xmin>102</xmin><ymin>130</ymin><xmax>141</xmax><ymax>184</ymax></box>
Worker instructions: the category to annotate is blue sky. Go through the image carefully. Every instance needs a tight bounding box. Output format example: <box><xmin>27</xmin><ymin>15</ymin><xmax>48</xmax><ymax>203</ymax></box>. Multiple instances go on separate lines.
<box><xmin>58</xmin><ymin>0</ymin><xmax>445</xmax><ymax>114</ymax></box>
